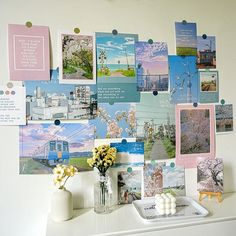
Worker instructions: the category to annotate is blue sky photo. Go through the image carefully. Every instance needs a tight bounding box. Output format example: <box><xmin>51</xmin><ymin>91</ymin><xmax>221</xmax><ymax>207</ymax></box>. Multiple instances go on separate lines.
<box><xmin>175</xmin><ymin>22</ymin><xmax>197</xmax><ymax>48</ymax></box>
<box><xmin>169</xmin><ymin>56</ymin><xmax>199</xmax><ymax>103</ymax></box>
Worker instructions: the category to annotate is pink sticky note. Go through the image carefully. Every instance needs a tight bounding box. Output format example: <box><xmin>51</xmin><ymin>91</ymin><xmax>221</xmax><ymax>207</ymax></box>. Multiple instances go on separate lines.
<box><xmin>8</xmin><ymin>24</ymin><xmax>50</xmax><ymax>81</ymax></box>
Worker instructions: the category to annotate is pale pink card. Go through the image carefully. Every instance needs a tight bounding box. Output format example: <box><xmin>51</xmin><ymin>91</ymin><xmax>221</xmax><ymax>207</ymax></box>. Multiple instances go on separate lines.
<box><xmin>8</xmin><ymin>24</ymin><xmax>50</xmax><ymax>81</ymax></box>
<box><xmin>175</xmin><ymin>104</ymin><xmax>215</xmax><ymax>168</ymax></box>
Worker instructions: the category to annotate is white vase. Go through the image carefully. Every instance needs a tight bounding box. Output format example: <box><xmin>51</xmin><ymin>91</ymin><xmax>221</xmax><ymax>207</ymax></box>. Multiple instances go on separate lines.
<box><xmin>51</xmin><ymin>188</ymin><xmax>73</xmax><ymax>222</ymax></box>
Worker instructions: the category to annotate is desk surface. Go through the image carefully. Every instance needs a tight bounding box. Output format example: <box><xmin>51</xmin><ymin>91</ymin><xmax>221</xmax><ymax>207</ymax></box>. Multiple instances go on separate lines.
<box><xmin>46</xmin><ymin>193</ymin><xmax>236</xmax><ymax>236</ymax></box>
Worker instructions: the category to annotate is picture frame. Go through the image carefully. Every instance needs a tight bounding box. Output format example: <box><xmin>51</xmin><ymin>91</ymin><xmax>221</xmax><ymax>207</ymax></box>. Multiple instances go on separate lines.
<box><xmin>175</xmin><ymin>104</ymin><xmax>215</xmax><ymax>168</ymax></box>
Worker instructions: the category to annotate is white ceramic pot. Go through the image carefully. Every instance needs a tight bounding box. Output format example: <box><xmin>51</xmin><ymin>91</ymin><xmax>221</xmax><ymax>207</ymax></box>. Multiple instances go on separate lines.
<box><xmin>51</xmin><ymin>188</ymin><xmax>73</xmax><ymax>222</ymax></box>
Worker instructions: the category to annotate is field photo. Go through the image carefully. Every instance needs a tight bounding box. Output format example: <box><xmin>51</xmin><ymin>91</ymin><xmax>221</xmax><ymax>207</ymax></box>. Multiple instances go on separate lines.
<box><xmin>200</xmin><ymin>72</ymin><xmax>217</xmax><ymax>92</ymax></box>
<box><xmin>136</xmin><ymin>93</ymin><xmax>175</xmax><ymax>161</ymax></box>
<box><xmin>175</xmin><ymin>22</ymin><xmax>197</xmax><ymax>56</ymax></box>
<box><xmin>19</xmin><ymin>123</ymin><xmax>94</xmax><ymax>174</ymax></box>
<box><xmin>118</xmin><ymin>170</ymin><xmax>142</xmax><ymax>204</ymax></box>
<box><xmin>215</xmin><ymin>104</ymin><xmax>233</xmax><ymax>132</ymax></box>
<box><xmin>96</xmin><ymin>33</ymin><xmax>137</xmax><ymax>79</ymax></box>
<box><xmin>135</xmin><ymin>42</ymin><xmax>168</xmax><ymax>92</ymax></box>
<box><xmin>61</xmin><ymin>33</ymin><xmax>95</xmax><ymax>84</ymax></box>
<box><xmin>197</xmin><ymin>159</ymin><xmax>223</xmax><ymax>193</ymax></box>
<box><xmin>163</xmin><ymin>164</ymin><xmax>185</xmax><ymax>196</ymax></box>
<box><xmin>180</xmin><ymin>109</ymin><xmax>210</xmax><ymax>154</ymax></box>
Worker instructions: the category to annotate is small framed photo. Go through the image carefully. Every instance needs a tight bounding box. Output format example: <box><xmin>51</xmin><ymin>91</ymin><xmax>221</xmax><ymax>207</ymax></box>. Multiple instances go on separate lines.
<box><xmin>176</xmin><ymin>104</ymin><xmax>215</xmax><ymax>168</ymax></box>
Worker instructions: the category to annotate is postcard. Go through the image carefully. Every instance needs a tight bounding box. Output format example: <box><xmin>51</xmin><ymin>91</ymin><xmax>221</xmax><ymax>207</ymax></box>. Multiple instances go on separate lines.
<box><xmin>163</xmin><ymin>163</ymin><xmax>186</xmax><ymax>196</ymax></box>
<box><xmin>110</xmin><ymin>142</ymin><xmax>144</xmax><ymax>167</ymax></box>
<box><xmin>90</xmin><ymin>103</ymin><xmax>136</xmax><ymax>139</ymax></box>
<box><xmin>197</xmin><ymin>158</ymin><xmax>223</xmax><ymax>193</ymax></box>
<box><xmin>199</xmin><ymin>71</ymin><xmax>219</xmax><ymax>103</ymax></box>
<box><xmin>96</xmin><ymin>32</ymin><xmax>140</xmax><ymax>103</ymax></box>
<box><xmin>215</xmin><ymin>104</ymin><xmax>233</xmax><ymax>133</ymax></box>
<box><xmin>0</xmin><ymin>82</ymin><xmax>26</xmax><ymax>125</ymax></box>
<box><xmin>59</xmin><ymin>32</ymin><xmax>96</xmax><ymax>84</ymax></box>
<box><xmin>176</xmin><ymin>104</ymin><xmax>215</xmax><ymax>168</ymax></box>
<box><xmin>169</xmin><ymin>56</ymin><xmax>199</xmax><ymax>104</ymax></box>
<box><xmin>8</xmin><ymin>24</ymin><xmax>50</xmax><ymax>81</ymax></box>
<box><xmin>136</xmin><ymin>93</ymin><xmax>175</xmax><ymax>160</ymax></box>
<box><xmin>175</xmin><ymin>22</ymin><xmax>197</xmax><ymax>56</ymax></box>
<box><xmin>19</xmin><ymin>122</ymin><xmax>94</xmax><ymax>174</ymax></box>
<box><xmin>143</xmin><ymin>162</ymin><xmax>163</xmax><ymax>197</ymax></box>
<box><xmin>197</xmin><ymin>36</ymin><xmax>216</xmax><ymax>69</ymax></box>
<box><xmin>118</xmin><ymin>170</ymin><xmax>142</xmax><ymax>204</ymax></box>
<box><xmin>24</xmin><ymin>69</ymin><xmax>97</xmax><ymax>121</ymax></box>
<box><xmin>135</xmin><ymin>42</ymin><xmax>168</xmax><ymax>92</ymax></box>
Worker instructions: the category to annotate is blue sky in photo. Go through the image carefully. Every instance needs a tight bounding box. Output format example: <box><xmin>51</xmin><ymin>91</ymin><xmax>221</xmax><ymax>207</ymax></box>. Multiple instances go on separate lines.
<box><xmin>24</xmin><ymin>69</ymin><xmax>97</xmax><ymax>96</ymax></box>
<box><xmin>20</xmin><ymin>123</ymin><xmax>94</xmax><ymax>156</ymax></box>
<box><xmin>169</xmin><ymin>55</ymin><xmax>199</xmax><ymax>103</ymax></box>
<box><xmin>96</xmin><ymin>32</ymin><xmax>138</xmax><ymax>65</ymax></box>
<box><xmin>110</xmin><ymin>142</ymin><xmax>144</xmax><ymax>154</ymax></box>
<box><xmin>197</xmin><ymin>36</ymin><xmax>216</xmax><ymax>51</ymax></box>
<box><xmin>90</xmin><ymin>103</ymin><xmax>135</xmax><ymax>139</ymax></box>
<box><xmin>175</xmin><ymin>22</ymin><xmax>197</xmax><ymax>48</ymax></box>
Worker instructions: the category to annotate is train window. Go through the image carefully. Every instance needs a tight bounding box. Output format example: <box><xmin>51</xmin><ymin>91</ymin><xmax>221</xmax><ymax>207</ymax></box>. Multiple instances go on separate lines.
<box><xmin>57</xmin><ymin>143</ymin><xmax>62</xmax><ymax>151</ymax></box>
<box><xmin>50</xmin><ymin>141</ymin><xmax>56</xmax><ymax>151</ymax></box>
<box><xmin>63</xmin><ymin>142</ymin><xmax>68</xmax><ymax>151</ymax></box>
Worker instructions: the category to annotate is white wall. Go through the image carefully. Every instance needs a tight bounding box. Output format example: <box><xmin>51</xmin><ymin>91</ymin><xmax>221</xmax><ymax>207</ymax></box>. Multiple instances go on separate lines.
<box><xmin>0</xmin><ymin>0</ymin><xmax>236</xmax><ymax>236</ymax></box>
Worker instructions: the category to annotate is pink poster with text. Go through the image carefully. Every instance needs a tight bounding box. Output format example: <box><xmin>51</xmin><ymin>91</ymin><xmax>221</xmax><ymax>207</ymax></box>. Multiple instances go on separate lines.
<box><xmin>8</xmin><ymin>24</ymin><xmax>50</xmax><ymax>81</ymax></box>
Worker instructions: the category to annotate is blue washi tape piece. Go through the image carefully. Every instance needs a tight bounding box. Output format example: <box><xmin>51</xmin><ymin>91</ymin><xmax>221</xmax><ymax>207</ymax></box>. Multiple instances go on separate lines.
<box><xmin>221</xmin><ymin>99</ymin><xmax>225</xmax><ymax>105</ymax></box>
<box><xmin>121</xmin><ymin>139</ymin><xmax>127</xmax><ymax>144</ymax></box>
<box><xmin>148</xmin><ymin>39</ymin><xmax>153</xmax><ymax>44</ymax></box>
<box><xmin>182</xmin><ymin>20</ymin><xmax>187</xmax><ymax>25</ymax></box>
<box><xmin>25</xmin><ymin>21</ymin><xmax>32</xmax><ymax>28</ymax></box>
<box><xmin>170</xmin><ymin>162</ymin><xmax>175</xmax><ymax>168</ymax></box>
<box><xmin>112</xmin><ymin>29</ymin><xmax>118</xmax><ymax>35</ymax></box>
<box><xmin>193</xmin><ymin>102</ymin><xmax>198</xmax><ymax>107</ymax></box>
<box><xmin>7</xmin><ymin>82</ymin><xmax>13</xmax><ymax>89</ymax></box>
<box><xmin>202</xmin><ymin>34</ymin><xmax>207</xmax><ymax>39</ymax></box>
<box><xmin>54</xmin><ymin>119</ymin><xmax>61</xmax><ymax>126</ymax></box>
<box><xmin>127</xmin><ymin>167</ymin><xmax>132</xmax><ymax>173</ymax></box>
<box><xmin>153</xmin><ymin>90</ymin><xmax>158</xmax><ymax>96</ymax></box>
<box><xmin>109</xmin><ymin>101</ymin><xmax>114</xmax><ymax>105</ymax></box>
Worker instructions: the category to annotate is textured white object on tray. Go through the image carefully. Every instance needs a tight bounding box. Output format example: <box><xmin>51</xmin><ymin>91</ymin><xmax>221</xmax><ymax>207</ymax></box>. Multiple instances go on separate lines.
<box><xmin>133</xmin><ymin>196</ymin><xmax>209</xmax><ymax>222</ymax></box>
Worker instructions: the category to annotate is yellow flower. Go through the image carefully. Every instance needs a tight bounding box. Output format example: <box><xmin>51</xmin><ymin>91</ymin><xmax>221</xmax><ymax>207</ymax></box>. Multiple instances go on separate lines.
<box><xmin>53</xmin><ymin>164</ymin><xmax>65</xmax><ymax>179</ymax></box>
<box><xmin>65</xmin><ymin>165</ymin><xmax>77</xmax><ymax>177</ymax></box>
<box><xmin>52</xmin><ymin>164</ymin><xmax>77</xmax><ymax>189</ymax></box>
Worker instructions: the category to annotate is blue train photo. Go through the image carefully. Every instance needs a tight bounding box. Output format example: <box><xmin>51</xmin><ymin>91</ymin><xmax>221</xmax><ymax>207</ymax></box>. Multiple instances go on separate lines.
<box><xmin>33</xmin><ymin>140</ymin><xmax>70</xmax><ymax>166</ymax></box>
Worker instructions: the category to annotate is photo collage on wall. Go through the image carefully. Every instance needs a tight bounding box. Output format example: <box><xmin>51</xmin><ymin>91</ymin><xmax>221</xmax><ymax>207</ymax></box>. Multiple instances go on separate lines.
<box><xmin>4</xmin><ymin>20</ymin><xmax>230</xmax><ymax>198</ymax></box>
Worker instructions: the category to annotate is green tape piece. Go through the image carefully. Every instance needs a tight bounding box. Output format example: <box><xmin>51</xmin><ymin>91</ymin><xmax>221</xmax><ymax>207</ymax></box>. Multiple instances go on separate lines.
<box><xmin>170</xmin><ymin>162</ymin><xmax>175</xmax><ymax>168</ymax></box>
<box><xmin>127</xmin><ymin>167</ymin><xmax>132</xmax><ymax>173</ymax></box>
<box><xmin>74</xmin><ymin>28</ymin><xmax>80</xmax><ymax>34</ymax></box>
<box><xmin>221</xmin><ymin>99</ymin><xmax>225</xmax><ymax>105</ymax></box>
<box><xmin>25</xmin><ymin>21</ymin><xmax>32</xmax><ymax>28</ymax></box>
<box><xmin>148</xmin><ymin>39</ymin><xmax>153</xmax><ymax>44</ymax></box>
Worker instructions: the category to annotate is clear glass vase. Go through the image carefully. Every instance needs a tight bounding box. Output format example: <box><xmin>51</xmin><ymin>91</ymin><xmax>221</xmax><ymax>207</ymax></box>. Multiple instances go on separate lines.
<box><xmin>94</xmin><ymin>173</ymin><xmax>112</xmax><ymax>214</ymax></box>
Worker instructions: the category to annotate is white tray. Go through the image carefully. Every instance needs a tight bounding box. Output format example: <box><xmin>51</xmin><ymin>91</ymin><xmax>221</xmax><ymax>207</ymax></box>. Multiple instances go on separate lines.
<box><xmin>132</xmin><ymin>196</ymin><xmax>209</xmax><ymax>222</ymax></box>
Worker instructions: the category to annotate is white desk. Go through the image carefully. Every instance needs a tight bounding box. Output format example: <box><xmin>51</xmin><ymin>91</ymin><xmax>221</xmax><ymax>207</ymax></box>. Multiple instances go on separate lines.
<box><xmin>46</xmin><ymin>193</ymin><xmax>236</xmax><ymax>236</ymax></box>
